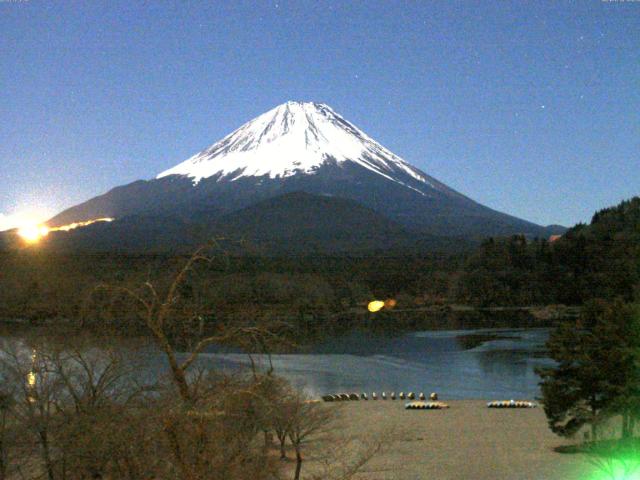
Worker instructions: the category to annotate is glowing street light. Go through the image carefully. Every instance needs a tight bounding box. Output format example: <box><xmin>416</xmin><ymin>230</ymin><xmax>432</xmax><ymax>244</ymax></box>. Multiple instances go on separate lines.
<box><xmin>367</xmin><ymin>300</ymin><xmax>385</xmax><ymax>313</ymax></box>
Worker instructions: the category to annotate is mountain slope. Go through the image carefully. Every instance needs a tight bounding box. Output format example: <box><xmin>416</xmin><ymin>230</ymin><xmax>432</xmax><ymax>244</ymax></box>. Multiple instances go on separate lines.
<box><xmin>210</xmin><ymin>191</ymin><xmax>429</xmax><ymax>254</ymax></box>
<box><xmin>48</xmin><ymin>101</ymin><xmax>563</xmax><ymax>240</ymax></box>
<box><xmin>33</xmin><ymin>192</ymin><xmax>463</xmax><ymax>254</ymax></box>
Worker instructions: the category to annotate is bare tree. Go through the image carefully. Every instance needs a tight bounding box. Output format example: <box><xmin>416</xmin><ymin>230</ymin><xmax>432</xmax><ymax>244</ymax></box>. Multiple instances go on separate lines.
<box><xmin>272</xmin><ymin>388</ymin><xmax>387</xmax><ymax>480</ymax></box>
<box><xmin>1</xmin><ymin>244</ymin><xmax>383</xmax><ymax>480</ymax></box>
<box><xmin>0</xmin><ymin>339</ymin><xmax>62</xmax><ymax>480</ymax></box>
<box><xmin>0</xmin><ymin>332</ymin><xmax>153</xmax><ymax>480</ymax></box>
<box><xmin>89</xmin><ymin>244</ymin><xmax>289</xmax><ymax>404</ymax></box>
<box><xmin>0</xmin><ymin>389</ymin><xmax>13</xmax><ymax>480</ymax></box>
<box><xmin>309</xmin><ymin>436</ymin><xmax>386</xmax><ymax>480</ymax></box>
<box><xmin>285</xmin><ymin>395</ymin><xmax>334</xmax><ymax>480</ymax></box>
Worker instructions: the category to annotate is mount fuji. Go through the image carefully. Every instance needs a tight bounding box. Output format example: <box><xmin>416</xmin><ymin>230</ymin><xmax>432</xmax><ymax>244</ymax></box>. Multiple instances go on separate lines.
<box><xmin>156</xmin><ymin>101</ymin><xmax>450</xmax><ymax>195</ymax></box>
<box><xmin>42</xmin><ymin>101</ymin><xmax>562</xmax><ymax>252</ymax></box>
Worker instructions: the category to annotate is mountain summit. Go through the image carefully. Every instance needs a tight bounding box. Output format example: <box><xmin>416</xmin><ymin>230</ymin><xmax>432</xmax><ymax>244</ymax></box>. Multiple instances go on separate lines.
<box><xmin>157</xmin><ymin>101</ymin><xmax>453</xmax><ymax>198</ymax></box>
<box><xmin>47</xmin><ymin>101</ymin><xmax>563</xmax><ymax>246</ymax></box>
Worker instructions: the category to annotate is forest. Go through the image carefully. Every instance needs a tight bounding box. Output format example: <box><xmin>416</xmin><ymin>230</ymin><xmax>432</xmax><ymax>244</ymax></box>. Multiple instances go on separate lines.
<box><xmin>0</xmin><ymin>197</ymin><xmax>638</xmax><ymax>331</ymax></box>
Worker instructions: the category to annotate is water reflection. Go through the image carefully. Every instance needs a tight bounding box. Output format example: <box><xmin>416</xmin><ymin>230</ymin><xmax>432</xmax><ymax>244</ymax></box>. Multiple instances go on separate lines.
<box><xmin>3</xmin><ymin>328</ymin><xmax>552</xmax><ymax>401</ymax></box>
<box><xmin>179</xmin><ymin>328</ymin><xmax>552</xmax><ymax>400</ymax></box>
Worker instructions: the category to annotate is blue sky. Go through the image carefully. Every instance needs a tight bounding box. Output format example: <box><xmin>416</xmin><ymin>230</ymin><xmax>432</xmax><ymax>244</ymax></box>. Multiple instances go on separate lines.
<box><xmin>1</xmin><ymin>0</ymin><xmax>638</xmax><ymax>229</ymax></box>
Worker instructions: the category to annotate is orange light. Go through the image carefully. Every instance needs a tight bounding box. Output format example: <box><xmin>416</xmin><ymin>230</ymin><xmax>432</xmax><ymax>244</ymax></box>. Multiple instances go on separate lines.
<box><xmin>53</xmin><ymin>217</ymin><xmax>114</xmax><ymax>232</ymax></box>
<box><xmin>17</xmin><ymin>217</ymin><xmax>114</xmax><ymax>244</ymax></box>
<box><xmin>367</xmin><ymin>300</ymin><xmax>385</xmax><ymax>313</ymax></box>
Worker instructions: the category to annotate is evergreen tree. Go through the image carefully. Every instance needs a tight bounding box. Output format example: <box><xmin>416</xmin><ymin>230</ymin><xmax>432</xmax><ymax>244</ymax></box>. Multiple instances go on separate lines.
<box><xmin>538</xmin><ymin>300</ymin><xmax>640</xmax><ymax>439</ymax></box>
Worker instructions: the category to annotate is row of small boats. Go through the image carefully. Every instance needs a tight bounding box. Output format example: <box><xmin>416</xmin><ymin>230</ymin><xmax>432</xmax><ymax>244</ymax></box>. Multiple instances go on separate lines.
<box><xmin>321</xmin><ymin>393</ymin><xmax>538</xmax><ymax>409</ymax></box>
<box><xmin>405</xmin><ymin>401</ymin><xmax>449</xmax><ymax>410</ymax></box>
<box><xmin>405</xmin><ymin>400</ymin><xmax>537</xmax><ymax>410</ymax></box>
<box><xmin>487</xmin><ymin>400</ymin><xmax>537</xmax><ymax>408</ymax></box>
<box><xmin>322</xmin><ymin>392</ymin><xmax>433</xmax><ymax>402</ymax></box>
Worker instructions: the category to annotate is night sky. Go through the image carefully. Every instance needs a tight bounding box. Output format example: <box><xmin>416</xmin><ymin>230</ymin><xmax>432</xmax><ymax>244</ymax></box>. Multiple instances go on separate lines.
<box><xmin>1</xmin><ymin>0</ymin><xmax>638</xmax><ymax>230</ymax></box>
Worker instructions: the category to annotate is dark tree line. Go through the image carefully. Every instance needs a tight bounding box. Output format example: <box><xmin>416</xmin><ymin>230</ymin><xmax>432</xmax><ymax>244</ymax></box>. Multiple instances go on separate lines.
<box><xmin>459</xmin><ymin>197</ymin><xmax>640</xmax><ymax>306</ymax></box>
<box><xmin>1</xmin><ymin>197</ymin><xmax>638</xmax><ymax>328</ymax></box>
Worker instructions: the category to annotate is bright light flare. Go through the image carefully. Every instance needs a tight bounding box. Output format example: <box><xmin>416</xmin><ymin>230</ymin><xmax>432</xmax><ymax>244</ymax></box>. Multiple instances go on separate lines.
<box><xmin>18</xmin><ymin>225</ymin><xmax>49</xmax><ymax>243</ymax></box>
<box><xmin>367</xmin><ymin>298</ymin><xmax>398</xmax><ymax>313</ymax></box>
<box><xmin>587</xmin><ymin>460</ymin><xmax>640</xmax><ymax>480</ymax></box>
<box><xmin>16</xmin><ymin>217</ymin><xmax>114</xmax><ymax>244</ymax></box>
<box><xmin>367</xmin><ymin>300</ymin><xmax>385</xmax><ymax>313</ymax></box>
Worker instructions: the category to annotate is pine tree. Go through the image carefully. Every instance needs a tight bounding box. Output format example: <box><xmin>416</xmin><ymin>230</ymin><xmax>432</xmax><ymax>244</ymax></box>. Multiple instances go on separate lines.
<box><xmin>537</xmin><ymin>300</ymin><xmax>640</xmax><ymax>439</ymax></box>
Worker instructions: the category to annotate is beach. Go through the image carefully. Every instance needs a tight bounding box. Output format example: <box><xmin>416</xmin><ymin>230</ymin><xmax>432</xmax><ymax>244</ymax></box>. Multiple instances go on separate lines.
<box><xmin>310</xmin><ymin>400</ymin><xmax>594</xmax><ymax>480</ymax></box>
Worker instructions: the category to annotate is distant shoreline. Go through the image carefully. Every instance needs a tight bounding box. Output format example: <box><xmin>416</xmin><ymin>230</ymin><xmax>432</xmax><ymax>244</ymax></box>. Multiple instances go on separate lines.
<box><xmin>0</xmin><ymin>303</ymin><xmax>580</xmax><ymax>327</ymax></box>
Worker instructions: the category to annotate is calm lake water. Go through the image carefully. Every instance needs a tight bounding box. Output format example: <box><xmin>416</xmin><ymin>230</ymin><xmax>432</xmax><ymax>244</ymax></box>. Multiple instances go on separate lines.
<box><xmin>178</xmin><ymin>328</ymin><xmax>553</xmax><ymax>400</ymax></box>
<box><xmin>2</xmin><ymin>327</ymin><xmax>552</xmax><ymax>401</ymax></box>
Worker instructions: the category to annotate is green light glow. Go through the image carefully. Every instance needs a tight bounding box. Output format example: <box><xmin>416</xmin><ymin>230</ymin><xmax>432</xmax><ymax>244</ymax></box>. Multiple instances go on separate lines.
<box><xmin>586</xmin><ymin>455</ymin><xmax>640</xmax><ymax>480</ymax></box>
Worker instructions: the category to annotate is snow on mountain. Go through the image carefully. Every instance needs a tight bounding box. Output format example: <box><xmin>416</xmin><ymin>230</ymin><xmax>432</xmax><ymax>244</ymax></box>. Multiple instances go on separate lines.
<box><xmin>157</xmin><ymin>101</ymin><xmax>440</xmax><ymax>195</ymax></box>
<box><xmin>45</xmin><ymin>100</ymin><xmax>562</xmax><ymax>241</ymax></box>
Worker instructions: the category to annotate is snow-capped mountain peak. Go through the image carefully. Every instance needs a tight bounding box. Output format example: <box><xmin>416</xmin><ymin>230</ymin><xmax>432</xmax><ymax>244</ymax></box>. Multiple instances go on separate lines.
<box><xmin>156</xmin><ymin>101</ymin><xmax>438</xmax><ymax>193</ymax></box>
<box><xmin>45</xmin><ymin>102</ymin><xmax>555</xmax><ymax>241</ymax></box>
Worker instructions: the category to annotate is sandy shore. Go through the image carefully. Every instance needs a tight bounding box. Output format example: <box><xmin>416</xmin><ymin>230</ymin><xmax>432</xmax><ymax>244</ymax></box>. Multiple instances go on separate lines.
<box><xmin>312</xmin><ymin>400</ymin><xmax>594</xmax><ymax>480</ymax></box>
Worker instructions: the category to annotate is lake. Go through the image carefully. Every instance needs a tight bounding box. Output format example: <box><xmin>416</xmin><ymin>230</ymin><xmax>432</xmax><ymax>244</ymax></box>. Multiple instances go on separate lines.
<box><xmin>179</xmin><ymin>327</ymin><xmax>553</xmax><ymax>400</ymax></box>
<box><xmin>1</xmin><ymin>326</ymin><xmax>553</xmax><ymax>401</ymax></box>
